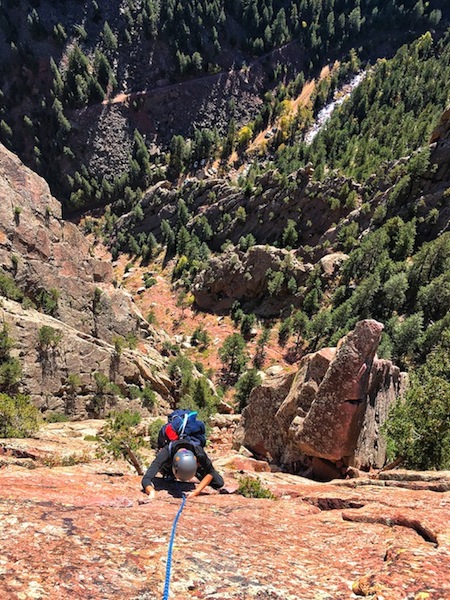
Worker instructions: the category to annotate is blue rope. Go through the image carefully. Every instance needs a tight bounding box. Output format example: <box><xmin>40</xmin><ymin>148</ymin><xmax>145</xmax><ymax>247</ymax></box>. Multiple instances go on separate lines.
<box><xmin>162</xmin><ymin>493</ymin><xmax>187</xmax><ymax>600</ymax></box>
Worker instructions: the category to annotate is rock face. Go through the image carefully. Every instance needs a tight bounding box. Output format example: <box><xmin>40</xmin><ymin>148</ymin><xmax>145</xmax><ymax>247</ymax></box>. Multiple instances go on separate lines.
<box><xmin>2</xmin><ymin>298</ymin><xmax>171</xmax><ymax>418</ymax></box>
<box><xmin>1</xmin><ymin>429</ymin><xmax>449</xmax><ymax>600</ymax></box>
<box><xmin>296</xmin><ymin>320</ymin><xmax>384</xmax><ymax>460</ymax></box>
<box><xmin>193</xmin><ymin>245</ymin><xmax>310</xmax><ymax>315</ymax></box>
<box><xmin>0</xmin><ymin>144</ymin><xmax>171</xmax><ymax>415</ymax></box>
<box><xmin>0</xmin><ymin>143</ymin><xmax>144</xmax><ymax>342</ymax></box>
<box><xmin>235</xmin><ymin>320</ymin><xmax>405</xmax><ymax>478</ymax></box>
<box><xmin>123</xmin><ymin>166</ymin><xmax>358</xmax><ymax>263</ymax></box>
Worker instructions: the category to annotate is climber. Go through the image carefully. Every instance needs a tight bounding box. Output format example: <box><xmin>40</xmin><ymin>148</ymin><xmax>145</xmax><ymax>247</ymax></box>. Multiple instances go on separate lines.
<box><xmin>142</xmin><ymin>440</ymin><xmax>224</xmax><ymax>500</ymax></box>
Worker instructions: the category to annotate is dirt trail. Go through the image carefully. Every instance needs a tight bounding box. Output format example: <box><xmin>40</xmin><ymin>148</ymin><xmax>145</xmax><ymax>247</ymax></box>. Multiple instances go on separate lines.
<box><xmin>103</xmin><ymin>70</ymin><xmax>226</xmax><ymax>106</ymax></box>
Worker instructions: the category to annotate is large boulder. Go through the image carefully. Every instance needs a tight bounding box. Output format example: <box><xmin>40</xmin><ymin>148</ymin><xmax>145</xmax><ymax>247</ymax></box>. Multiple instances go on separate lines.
<box><xmin>193</xmin><ymin>245</ymin><xmax>310</xmax><ymax>316</ymax></box>
<box><xmin>296</xmin><ymin>319</ymin><xmax>383</xmax><ymax>461</ymax></box>
<box><xmin>234</xmin><ymin>320</ymin><xmax>405</xmax><ymax>479</ymax></box>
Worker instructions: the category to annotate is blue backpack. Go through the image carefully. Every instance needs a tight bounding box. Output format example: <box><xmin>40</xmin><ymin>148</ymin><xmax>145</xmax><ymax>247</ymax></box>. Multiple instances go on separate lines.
<box><xmin>157</xmin><ymin>409</ymin><xmax>207</xmax><ymax>449</ymax></box>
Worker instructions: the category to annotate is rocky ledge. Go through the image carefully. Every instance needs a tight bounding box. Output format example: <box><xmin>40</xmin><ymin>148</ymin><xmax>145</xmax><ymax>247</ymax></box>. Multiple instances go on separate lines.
<box><xmin>1</xmin><ymin>425</ymin><xmax>449</xmax><ymax>600</ymax></box>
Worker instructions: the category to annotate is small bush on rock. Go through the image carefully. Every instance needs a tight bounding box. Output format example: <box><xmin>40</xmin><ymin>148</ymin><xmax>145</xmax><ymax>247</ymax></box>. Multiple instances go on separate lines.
<box><xmin>45</xmin><ymin>412</ymin><xmax>69</xmax><ymax>423</ymax></box>
<box><xmin>97</xmin><ymin>410</ymin><xmax>145</xmax><ymax>474</ymax></box>
<box><xmin>237</xmin><ymin>475</ymin><xmax>275</xmax><ymax>499</ymax></box>
<box><xmin>148</xmin><ymin>418</ymin><xmax>165</xmax><ymax>449</ymax></box>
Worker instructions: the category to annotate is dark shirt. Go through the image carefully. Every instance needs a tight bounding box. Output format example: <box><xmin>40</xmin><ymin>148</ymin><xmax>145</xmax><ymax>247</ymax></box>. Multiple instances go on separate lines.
<box><xmin>141</xmin><ymin>440</ymin><xmax>215</xmax><ymax>489</ymax></box>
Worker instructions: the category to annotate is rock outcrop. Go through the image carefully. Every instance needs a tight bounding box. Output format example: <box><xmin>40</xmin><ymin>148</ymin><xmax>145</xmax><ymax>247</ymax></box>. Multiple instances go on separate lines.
<box><xmin>2</xmin><ymin>298</ymin><xmax>171</xmax><ymax>418</ymax></box>
<box><xmin>0</xmin><ymin>144</ymin><xmax>172</xmax><ymax>415</ymax></box>
<box><xmin>295</xmin><ymin>320</ymin><xmax>383</xmax><ymax>461</ymax></box>
<box><xmin>0</xmin><ymin>143</ymin><xmax>146</xmax><ymax>342</ymax></box>
<box><xmin>193</xmin><ymin>244</ymin><xmax>310</xmax><ymax>315</ymax></box>
<box><xmin>122</xmin><ymin>166</ymin><xmax>359</xmax><ymax>258</ymax></box>
<box><xmin>234</xmin><ymin>320</ymin><xmax>405</xmax><ymax>479</ymax></box>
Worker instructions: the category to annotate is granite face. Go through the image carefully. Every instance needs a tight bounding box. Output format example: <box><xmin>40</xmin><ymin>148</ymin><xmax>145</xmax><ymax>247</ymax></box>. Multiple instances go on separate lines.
<box><xmin>0</xmin><ymin>143</ymin><xmax>170</xmax><ymax>415</ymax></box>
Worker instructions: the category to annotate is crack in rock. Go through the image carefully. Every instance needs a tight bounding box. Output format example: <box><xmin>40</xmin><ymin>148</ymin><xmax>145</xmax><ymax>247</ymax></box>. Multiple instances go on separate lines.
<box><xmin>342</xmin><ymin>511</ymin><xmax>438</xmax><ymax>546</ymax></box>
<box><xmin>302</xmin><ymin>496</ymin><xmax>365</xmax><ymax>511</ymax></box>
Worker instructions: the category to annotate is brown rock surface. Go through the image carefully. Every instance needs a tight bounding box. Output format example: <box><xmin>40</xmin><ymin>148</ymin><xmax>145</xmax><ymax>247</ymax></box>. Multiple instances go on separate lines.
<box><xmin>192</xmin><ymin>245</ymin><xmax>310</xmax><ymax>316</ymax></box>
<box><xmin>0</xmin><ymin>143</ymin><xmax>132</xmax><ymax>340</ymax></box>
<box><xmin>235</xmin><ymin>321</ymin><xmax>405</xmax><ymax>476</ymax></box>
<box><xmin>1</xmin><ymin>298</ymin><xmax>169</xmax><ymax>418</ymax></box>
<box><xmin>0</xmin><ymin>428</ymin><xmax>449</xmax><ymax>600</ymax></box>
<box><xmin>0</xmin><ymin>143</ymin><xmax>174</xmax><ymax>414</ymax></box>
<box><xmin>297</xmin><ymin>320</ymin><xmax>384</xmax><ymax>461</ymax></box>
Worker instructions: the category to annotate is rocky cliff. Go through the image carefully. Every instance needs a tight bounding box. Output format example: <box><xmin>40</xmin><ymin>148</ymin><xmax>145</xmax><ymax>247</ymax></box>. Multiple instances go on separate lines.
<box><xmin>119</xmin><ymin>166</ymin><xmax>357</xmax><ymax>257</ymax></box>
<box><xmin>0</xmin><ymin>144</ymin><xmax>171</xmax><ymax>416</ymax></box>
<box><xmin>234</xmin><ymin>320</ymin><xmax>406</xmax><ymax>479</ymax></box>
<box><xmin>193</xmin><ymin>244</ymin><xmax>312</xmax><ymax>316</ymax></box>
<box><xmin>0</xmin><ymin>143</ymin><xmax>143</xmax><ymax>341</ymax></box>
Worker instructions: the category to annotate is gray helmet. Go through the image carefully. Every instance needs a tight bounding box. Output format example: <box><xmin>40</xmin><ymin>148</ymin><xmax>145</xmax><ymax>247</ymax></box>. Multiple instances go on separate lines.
<box><xmin>172</xmin><ymin>448</ymin><xmax>197</xmax><ymax>481</ymax></box>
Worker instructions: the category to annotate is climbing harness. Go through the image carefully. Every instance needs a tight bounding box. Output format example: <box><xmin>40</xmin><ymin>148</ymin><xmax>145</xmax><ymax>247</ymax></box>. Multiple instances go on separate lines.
<box><xmin>162</xmin><ymin>491</ymin><xmax>187</xmax><ymax>600</ymax></box>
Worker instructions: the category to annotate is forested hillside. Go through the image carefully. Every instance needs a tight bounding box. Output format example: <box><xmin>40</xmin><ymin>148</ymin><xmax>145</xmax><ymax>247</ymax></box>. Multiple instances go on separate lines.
<box><xmin>0</xmin><ymin>0</ymin><xmax>446</xmax><ymax>211</ymax></box>
<box><xmin>271</xmin><ymin>30</ymin><xmax>450</xmax><ymax>180</ymax></box>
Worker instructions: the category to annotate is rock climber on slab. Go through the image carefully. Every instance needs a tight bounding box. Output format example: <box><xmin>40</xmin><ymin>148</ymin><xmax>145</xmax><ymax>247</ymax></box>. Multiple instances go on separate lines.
<box><xmin>142</xmin><ymin>440</ymin><xmax>224</xmax><ymax>499</ymax></box>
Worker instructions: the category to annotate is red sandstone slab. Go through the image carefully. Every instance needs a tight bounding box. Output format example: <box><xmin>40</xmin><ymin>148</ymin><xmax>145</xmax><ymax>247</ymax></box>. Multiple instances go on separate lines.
<box><xmin>1</xmin><ymin>464</ymin><xmax>449</xmax><ymax>599</ymax></box>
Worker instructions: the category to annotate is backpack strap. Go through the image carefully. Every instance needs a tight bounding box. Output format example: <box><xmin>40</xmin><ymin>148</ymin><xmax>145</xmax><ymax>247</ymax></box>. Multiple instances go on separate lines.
<box><xmin>176</xmin><ymin>411</ymin><xmax>198</xmax><ymax>438</ymax></box>
<box><xmin>178</xmin><ymin>413</ymin><xmax>189</xmax><ymax>438</ymax></box>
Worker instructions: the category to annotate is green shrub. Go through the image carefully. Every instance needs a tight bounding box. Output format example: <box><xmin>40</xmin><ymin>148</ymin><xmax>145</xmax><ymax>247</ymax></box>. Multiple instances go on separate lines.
<box><xmin>146</xmin><ymin>310</ymin><xmax>157</xmax><ymax>324</ymax></box>
<box><xmin>144</xmin><ymin>274</ymin><xmax>157</xmax><ymax>288</ymax></box>
<box><xmin>13</xmin><ymin>206</ymin><xmax>22</xmax><ymax>224</ymax></box>
<box><xmin>67</xmin><ymin>373</ymin><xmax>81</xmax><ymax>391</ymax></box>
<box><xmin>168</xmin><ymin>355</ymin><xmax>194</xmax><ymax>394</ymax></box>
<box><xmin>97</xmin><ymin>410</ymin><xmax>145</xmax><ymax>473</ymax></box>
<box><xmin>113</xmin><ymin>336</ymin><xmax>125</xmax><ymax>355</ymax></box>
<box><xmin>0</xmin><ymin>358</ymin><xmax>22</xmax><ymax>391</ymax></box>
<box><xmin>0</xmin><ymin>324</ymin><xmax>22</xmax><ymax>393</ymax></box>
<box><xmin>125</xmin><ymin>332</ymin><xmax>138</xmax><ymax>349</ymax></box>
<box><xmin>141</xmin><ymin>385</ymin><xmax>156</xmax><ymax>408</ymax></box>
<box><xmin>128</xmin><ymin>384</ymin><xmax>141</xmax><ymax>399</ymax></box>
<box><xmin>235</xmin><ymin>369</ymin><xmax>262</xmax><ymax>412</ymax></box>
<box><xmin>0</xmin><ymin>324</ymin><xmax>13</xmax><ymax>360</ymax></box>
<box><xmin>383</xmin><ymin>374</ymin><xmax>450</xmax><ymax>470</ymax></box>
<box><xmin>0</xmin><ymin>393</ymin><xmax>41</xmax><ymax>438</ymax></box>
<box><xmin>148</xmin><ymin>418</ymin><xmax>165</xmax><ymax>449</ymax></box>
<box><xmin>38</xmin><ymin>326</ymin><xmax>62</xmax><ymax>348</ymax></box>
<box><xmin>127</xmin><ymin>384</ymin><xmax>156</xmax><ymax>408</ymax></box>
<box><xmin>45</xmin><ymin>412</ymin><xmax>69</xmax><ymax>423</ymax></box>
<box><xmin>22</xmin><ymin>297</ymin><xmax>36</xmax><ymax>310</ymax></box>
<box><xmin>36</xmin><ymin>288</ymin><xmax>59</xmax><ymax>316</ymax></box>
<box><xmin>0</xmin><ymin>270</ymin><xmax>23</xmax><ymax>301</ymax></box>
<box><xmin>191</xmin><ymin>326</ymin><xmax>210</xmax><ymax>349</ymax></box>
<box><xmin>237</xmin><ymin>475</ymin><xmax>275</xmax><ymax>499</ymax></box>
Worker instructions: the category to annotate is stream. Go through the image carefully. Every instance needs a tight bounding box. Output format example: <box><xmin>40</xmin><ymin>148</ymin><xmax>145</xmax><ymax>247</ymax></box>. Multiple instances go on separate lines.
<box><xmin>304</xmin><ymin>71</ymin><xmax>367</xmax><ymax>145</ymax></box>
